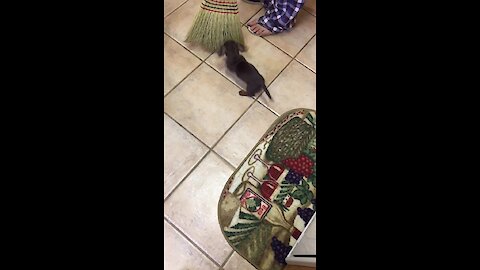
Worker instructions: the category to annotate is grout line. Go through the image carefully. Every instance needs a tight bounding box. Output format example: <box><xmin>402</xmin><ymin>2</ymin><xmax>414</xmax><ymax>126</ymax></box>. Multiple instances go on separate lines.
<box><xmin>254</xmin><ymin>57</ymin><xmax>294</xmax><ymax>105</ymax></box>
<box><xmin>221</xmin><ymin>250</ymin><xmax>235</xmax><ymax>268</ymax></box>
<box><xmin>241</xmin><ymin>7</ymin><xmax>263</xmax><ymax>26</ymax></box>
<box><xmin>256</xmin><ymin>100</ymin><xmax>280</xmax><ymax>116</ymax></box>
<box><xmin>293</xmin><ymin>57</ymin><xmax>316</xmax><ymax>75</ymax></box>
<box><xmin>163</xmin><ymin>114</ymin><xmax>212</xmax><ymax>202</ymax></box>
<box><xmin>240</xmin><ymin>9</ymin><xmax>316</xmax><ymax>104</ymax></box>
<box><xmin>164</xmin><ymin>216</ymin><xmax>222</xmax><ymax>268</ymax></box>
<box><xmin>164</xmin><ymin>0</ymin><xmax>190</xmax><ymax>19</ymax></box>
<box><xmin>204</xmin><ymin>61</ymin><xmax>247</xmax><ymax>92</ymax></box>
<box><xmin>162</xmin><ymin>116</ymin><xmax>236</xmax><ymax>201</ymax></box>
<box><xmin>163</xmin><ymin>34</ymin><xmax>207</xmax><ymax>99</ymax></box>
<box><xmin>163</xmin><ymin>30</ymin><xmax>214</xmax><ymax>99</ymax></box>
<box><xmin>163</xmin><ymin>64</ymin><xmax>255</xmax><ymax>199</ymax></box>
<box><xmin>293</xmin><ymin>34</ymin><xmax>317</xmax><ymax>74</ymax></box>
<box><xmin>163</xmin><ymin>62</ymin><xmax>255</xmax><ymax>153</ymax></box>
<box><xmin>163</xmin><ymin>148</ymin><xmax>210</xmax><ymax>202</ymax></box>
<box><xmin>302</xmin><ymin>6</ymin><xmax>317</xmax><ymax>18</ymax></box>
<box><xmin>255</xmin><ymin>32</ymin><xmax>316</xmax><ymax>112</ymax></box>
<box><xmin>245</xmin><ymin>9</ymin><xmax>316</xmax><ymax>58</ymax></box>
<box><xmin>163</xmin><ymin>112</ymin><xmax>211</xmax><ymax>150</ymax></box>
<box><xmin>241</xmin><ymin>10</ymin><xmax>289</xmax><ymax>53</ymax></box>
<box><xmin>211</xmin><ymin>149</ymin><xmax>236</xmax><ymax>170</ymax></box>
<box><xmin>241</xmin><ymin>23</ymin><xmax>296</xmax><ymax>57</ymax></box>
<box><xmin>164</xmin><ymin>32</ymin><xmax>206</xmax><ymax>63</ymax></box>
<box><xmin>263</xmin><ymin>31</ymin><xmax>316</xmax><ymax>59</ymax></box>
<box><xmin>208</xmin><ymin>99</ymin><xmax>257</xmax><ymax>150</ymax></box>
<box><xmin>162</xmin><ymin>33</ymin><xmax>215</xmax><ymax>99</ymax></box>
<box><xmin>163</xmin><ymin>60</ymin><xmax>202</xmax><ymax>99</ymax></box>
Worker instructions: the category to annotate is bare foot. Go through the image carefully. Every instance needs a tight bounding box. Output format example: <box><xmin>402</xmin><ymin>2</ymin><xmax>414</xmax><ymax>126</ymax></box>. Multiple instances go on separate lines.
<box><xmin>249</xmin><ymin>24</ymin><xmax>272</xmax><ymax>36</ymax></box>
<box><xmin>247</xmin><ymin>20</ymin><xmax>258</xmax><ymax>27</ymax></box>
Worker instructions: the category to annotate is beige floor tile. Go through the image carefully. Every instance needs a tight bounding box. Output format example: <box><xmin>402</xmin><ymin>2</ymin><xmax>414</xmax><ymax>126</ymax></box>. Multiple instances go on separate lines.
<box><xmin>164</xmin><ymin>0</ymin><xmax>188</xmax><ymax>17</ymax></box>
<box><xmin>214</xmin><ymin>102</ymin><xmax>277</xmax><ymax>168</ymax></box>
<box><xmin>206</xmin><ymin>26</ymin><xmax>291</xmax><ymax>92</ymax></box>
<box><xmin>259</xmin><ymin>60</ymin><xmax>316</xmax><ymax>115</ymax></box>
<box><xmin>304</xmin><ymin>0</ymin><xmax>316</xmax><ymax>16</ymax></box>
<box><xmin>296</xmin><ymin>35</ymin><xmax>316</xmax><ymax>73</ymax></box>
<box><xmin>164</xmin><ymin>0</ymin><xmax>214</xmax><ymax>60</ymax></box>
<box><xmin>223</xmin><ymin>252</ymin><xmax>257</xmax><ymax>270</ymax></box>
<box><xmin>165</xmin><ymin>152</ymin><xmax>234</xmax><ymax>265</ymax></box>
<box><xmin>164</xmin><ymin>113</ymin><xmax>209</xmax><ymax>199</ymax></box>
<box><xmin>164</xmin><ymin>64</ymin><xmax>254</xmax><ymax>147</ymax></box>
<box><xmin>250</xmin><ymin>9</ymin><xmax>316</xmax><ymax>57</ymax></box>
<box><xmin>238</xmin><ymin>1</ymin><xmax>263</xmax><ymax>24</ymax></box>
<box><xmin>164</xmin><ymin>34</ymin><xmax>202</xmax><ymax>96</ymax></box>
<box><xmin>164</xmin><ymin>220</ymin><xmax>218</xmax><ymax>270</ymax></box>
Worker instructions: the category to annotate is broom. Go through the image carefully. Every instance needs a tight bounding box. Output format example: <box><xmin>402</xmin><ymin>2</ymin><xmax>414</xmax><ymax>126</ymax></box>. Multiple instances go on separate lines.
<box><xmin>185</xmin><ymin>0</ymin><xmax>245</xmax><ymax>52</ymax></box>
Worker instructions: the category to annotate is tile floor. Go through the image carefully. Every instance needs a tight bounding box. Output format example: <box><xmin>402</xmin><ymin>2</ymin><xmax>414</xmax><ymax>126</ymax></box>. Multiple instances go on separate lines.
<box><xmin>164</xmin><ymin>0</ymin><xmax>316</xmax><ymax>269</ymax></box>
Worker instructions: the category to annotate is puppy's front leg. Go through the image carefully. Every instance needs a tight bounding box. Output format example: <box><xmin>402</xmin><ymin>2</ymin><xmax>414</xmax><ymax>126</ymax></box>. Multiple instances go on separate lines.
<box><xmin>217</xmin><ymin>45</ymin><xmax>226</xmax><ymax>56</ymax></box>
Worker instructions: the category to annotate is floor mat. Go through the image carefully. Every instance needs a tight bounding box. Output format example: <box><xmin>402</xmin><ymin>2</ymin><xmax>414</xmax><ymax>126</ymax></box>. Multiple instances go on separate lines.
<box><xmin>218</xmin><ymin>108</ymin><xmax>316</xmax><ymax>270</ymax></box>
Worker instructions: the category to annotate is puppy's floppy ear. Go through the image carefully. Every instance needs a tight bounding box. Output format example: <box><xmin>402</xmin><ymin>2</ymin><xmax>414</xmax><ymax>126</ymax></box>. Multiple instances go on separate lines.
<box><xmin>238</xmin><ymin>43</ymin><xmax>246</xmax><ymax>52</ymax></box>
<box><xmin>217</xmin><ymin>45</ymin><xmax>226</xmax><ymax>56</ymax></box>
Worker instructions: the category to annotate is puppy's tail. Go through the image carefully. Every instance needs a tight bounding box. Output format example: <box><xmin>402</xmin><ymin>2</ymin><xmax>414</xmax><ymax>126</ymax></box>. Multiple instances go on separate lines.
<box><xmin>263</xmin><ymin>84</ymin><xmax>272</xmax><ymax>100</ymax></box>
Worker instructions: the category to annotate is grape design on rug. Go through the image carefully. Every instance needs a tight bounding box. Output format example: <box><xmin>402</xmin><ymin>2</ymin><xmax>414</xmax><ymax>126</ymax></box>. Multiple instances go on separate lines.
<box><xmin>218</xmin><ymin>109</ymin><xmax>316</xmax><ymax>270</ymax></box>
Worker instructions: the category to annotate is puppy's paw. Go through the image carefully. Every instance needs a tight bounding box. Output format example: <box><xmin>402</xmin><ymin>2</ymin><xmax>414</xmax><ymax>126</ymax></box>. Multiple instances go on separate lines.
<box><xmin>239</xmin><ymin>90</ymin><xmax>248</xmax><ymax>96</ymax></box>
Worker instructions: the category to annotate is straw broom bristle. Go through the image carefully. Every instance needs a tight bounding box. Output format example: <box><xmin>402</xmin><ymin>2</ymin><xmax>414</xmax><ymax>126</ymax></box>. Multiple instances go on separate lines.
<box><xmin>185</xmin><ymin>0</ymin><xmax>245</xmax><ymax>52</ymax></box>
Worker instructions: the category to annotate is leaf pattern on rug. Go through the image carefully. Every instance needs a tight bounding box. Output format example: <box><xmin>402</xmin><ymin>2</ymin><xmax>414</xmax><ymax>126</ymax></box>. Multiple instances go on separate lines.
<box><xmin>291</xmin><ymin>180</ymin><xmax>314</xmax><ymax>205</ymax></box>
<box><xmin>273</xmin><ymin>180</ymin><xmax>295</xmax><ymax>211</ymax></box>
<box><xmin>305</xmin><ymin>113</ymin><xmax>316</xmax><ymax>129</ymax></box>
<box><xmin>224</xmin><ymin>211</ymin><xmax>261</xmax><ymax>247</ymax></box>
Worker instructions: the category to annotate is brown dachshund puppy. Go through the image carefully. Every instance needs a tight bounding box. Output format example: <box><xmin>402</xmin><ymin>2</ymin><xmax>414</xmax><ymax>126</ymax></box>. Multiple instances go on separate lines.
<box><xmin>218</xmin><ymin>40</ymin><xmax>272</xmax><ymax>99</ymax></box>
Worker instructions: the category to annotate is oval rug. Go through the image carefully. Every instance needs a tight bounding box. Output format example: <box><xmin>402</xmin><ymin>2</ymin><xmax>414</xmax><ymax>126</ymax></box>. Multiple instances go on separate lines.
<box><xmin>218</xmin><ymin>108</ymin><xmax>316</xmax><ymax>270</ymax></box>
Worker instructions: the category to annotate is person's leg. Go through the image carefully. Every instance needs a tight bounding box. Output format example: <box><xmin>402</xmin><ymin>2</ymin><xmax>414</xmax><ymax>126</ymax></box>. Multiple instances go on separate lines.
<box><xmin>247</xmin><ymin>0</ymin><xmax>275</xmax><ymax>27</ymax></box>
<box><xmin>248</xmin><ymin>0</ymin><xmax>305</xmax><ymax>36</ymax></box>
<box><xmin>247</xmin><ymin>0</ymin><xmax>274</xmax><ymax>35</ymax></box>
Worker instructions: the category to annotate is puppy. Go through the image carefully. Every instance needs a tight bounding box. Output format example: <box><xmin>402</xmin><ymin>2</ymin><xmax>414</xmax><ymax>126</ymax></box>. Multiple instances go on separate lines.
<box><xmin>218</xmin><ymin>40</ymin><xmax>272</xmax><ymax>99</ymax></box>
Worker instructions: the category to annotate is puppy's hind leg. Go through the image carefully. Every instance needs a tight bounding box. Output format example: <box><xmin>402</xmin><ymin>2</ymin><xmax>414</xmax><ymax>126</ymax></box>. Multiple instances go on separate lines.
<box><xmin>238</xmin><ymin>90</ymin><xmax>249</xmax><ymax>96</ymax></box>
<box><xmin>243</xmin><ymin>84</ymin><xmax>258</xmax><ymax>98</ymax></box>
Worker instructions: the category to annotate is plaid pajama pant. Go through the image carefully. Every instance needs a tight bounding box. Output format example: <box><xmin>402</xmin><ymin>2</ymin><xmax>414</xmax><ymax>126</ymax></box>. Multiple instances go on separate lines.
<box><xmin>257</xmin><ymin>0</ymin><xmax>305</xmax><ymax>33</ymax></box>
